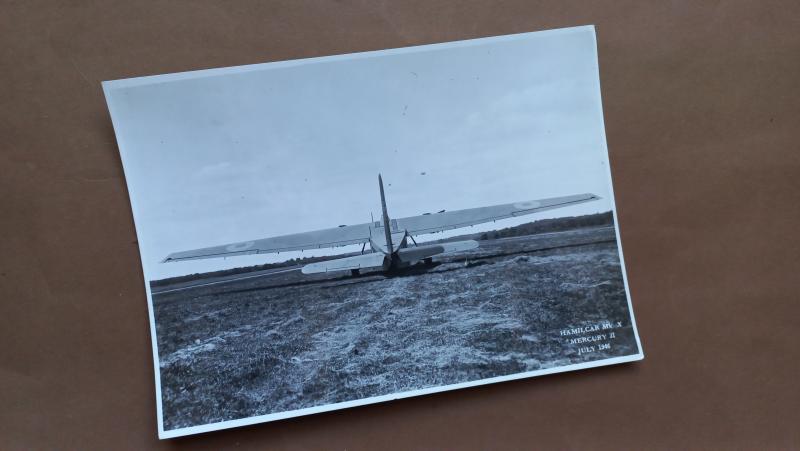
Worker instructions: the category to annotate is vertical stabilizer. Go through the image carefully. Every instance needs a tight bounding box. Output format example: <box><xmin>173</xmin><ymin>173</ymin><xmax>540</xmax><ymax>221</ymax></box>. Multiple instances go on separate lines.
<box><xmin>378</xmin><ymin>174</ymin><xmax>393</xmax><ymax>252</ymax></box>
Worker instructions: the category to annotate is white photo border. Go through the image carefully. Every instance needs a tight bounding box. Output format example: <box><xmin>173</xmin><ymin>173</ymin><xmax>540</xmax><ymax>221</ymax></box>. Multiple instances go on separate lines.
<box><xmin>103</xmin><ymin>24</ymin><xmax>644</xmax><ymax>439</ymax></box>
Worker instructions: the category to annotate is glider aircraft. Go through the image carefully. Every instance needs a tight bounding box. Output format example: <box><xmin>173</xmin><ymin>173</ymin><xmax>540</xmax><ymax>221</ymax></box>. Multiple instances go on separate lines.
<box><xmin>163</xmin><ymin>175</ymin><xmax>600</xmax><ymax>276</ymax></box>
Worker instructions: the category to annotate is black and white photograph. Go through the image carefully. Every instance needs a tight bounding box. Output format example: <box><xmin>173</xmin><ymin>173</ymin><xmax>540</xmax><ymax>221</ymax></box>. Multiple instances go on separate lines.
<box><xmin>103</xmin><ymin>25</ymin><xmax>643</xmax><ymax>438</ymax></box>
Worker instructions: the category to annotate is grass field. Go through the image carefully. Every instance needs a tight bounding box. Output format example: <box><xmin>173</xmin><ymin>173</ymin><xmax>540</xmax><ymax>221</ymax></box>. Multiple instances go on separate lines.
<box><xmin>152</xmin><ymin>226</ymin><xmax>639</xmax><ymax>430</ymax></box>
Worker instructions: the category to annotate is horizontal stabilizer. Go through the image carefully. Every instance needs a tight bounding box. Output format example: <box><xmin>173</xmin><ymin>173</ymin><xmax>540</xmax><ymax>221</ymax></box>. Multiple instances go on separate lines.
<box><xmin>396</xmin><ymin>240</ymin><xmax>478</xmax><ymax>263</ymax></box>
<box><xmin>440</xmin><ymin>240</ymin><xmax>480</xmax><ymax>253</ymax></box>
<box><xmin>301</xmin><ymin>252</ymin><xmax>387</xmax><ymax>274</ymax></box>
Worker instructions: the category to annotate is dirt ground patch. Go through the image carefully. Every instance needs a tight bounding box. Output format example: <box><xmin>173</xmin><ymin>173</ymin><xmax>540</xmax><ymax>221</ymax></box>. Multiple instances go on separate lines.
<box><xmin>153</xmin><ymin>227</ymin><xmax>638</xmax><ymax>430</ymax></box>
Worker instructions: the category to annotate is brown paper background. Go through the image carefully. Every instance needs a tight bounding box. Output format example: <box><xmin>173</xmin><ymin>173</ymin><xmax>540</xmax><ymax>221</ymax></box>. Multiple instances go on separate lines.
<box><xmin>2</xmin><ymin>1</ymin><xmax>798</xmax><ymax>449</ymax></box>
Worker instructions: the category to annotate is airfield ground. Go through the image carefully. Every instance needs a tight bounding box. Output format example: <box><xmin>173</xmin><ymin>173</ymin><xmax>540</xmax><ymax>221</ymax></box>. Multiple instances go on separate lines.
<box><xmin>152</xmin><ymin>226</ymin><xmax>639</xmax><ymax>430</ymax></box>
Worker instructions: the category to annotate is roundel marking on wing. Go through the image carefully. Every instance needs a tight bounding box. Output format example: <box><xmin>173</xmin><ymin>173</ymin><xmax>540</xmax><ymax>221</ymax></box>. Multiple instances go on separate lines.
<box><xmin>226</xmin><ymin>241</ymin><xmax>256</xmax><ymax>252</ymax></box>
<box><xmin>513</xmin><ymin>201</ymin><xmax>541</xmax><ymax>210</ymax></box>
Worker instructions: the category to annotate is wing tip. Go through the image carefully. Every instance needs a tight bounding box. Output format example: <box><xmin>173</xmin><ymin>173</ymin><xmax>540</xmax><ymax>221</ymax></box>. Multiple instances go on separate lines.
<box><xmin>161</xmin><ymin>254</ymin><xmax>180</xmax><ymax>263</ymax></box>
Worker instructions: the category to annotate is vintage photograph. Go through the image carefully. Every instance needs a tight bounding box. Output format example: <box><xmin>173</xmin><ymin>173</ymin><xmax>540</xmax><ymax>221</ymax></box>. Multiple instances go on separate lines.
<box><xmin>103</xmin><ymin>25</ymin><xmax>643</xmax><ymax>438</ymax></box>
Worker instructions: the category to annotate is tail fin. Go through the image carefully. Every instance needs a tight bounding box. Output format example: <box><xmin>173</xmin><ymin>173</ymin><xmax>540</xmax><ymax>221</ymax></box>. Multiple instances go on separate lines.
<box><xmin>378</xmin><ymin>174</ymin><xmax>393</xmax><ymax>252</ymax></box>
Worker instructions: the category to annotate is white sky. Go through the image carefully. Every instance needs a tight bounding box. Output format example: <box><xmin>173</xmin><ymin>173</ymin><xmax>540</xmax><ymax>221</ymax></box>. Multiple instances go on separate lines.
<box><xmin>105</xmin><ymin>26</ymin><xmax>616</xmax><ymax>280</ymax></box>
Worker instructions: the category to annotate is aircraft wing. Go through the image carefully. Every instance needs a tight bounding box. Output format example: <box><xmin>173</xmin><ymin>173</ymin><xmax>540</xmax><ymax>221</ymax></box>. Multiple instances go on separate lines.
<box><xmin>162</xmin><ymin>222</ymin><xmax>373</xmax><ymax>263</ymax></box>
<box><xmin>395</xmin><ymin>193</ymin><xmax>601</xmax><ymax>236</ymax></box>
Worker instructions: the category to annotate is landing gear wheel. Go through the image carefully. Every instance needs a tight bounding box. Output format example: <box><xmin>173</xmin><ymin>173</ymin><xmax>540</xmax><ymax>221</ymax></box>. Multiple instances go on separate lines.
<box><xmin>350</xmin><ymin>269</ymin><xmax>360</xmax><ymax>276</ymax></box>
<box><xmin>423</xmin><ymin>257</ymin><xmax>434</xmax><ymax>266</ymax></box>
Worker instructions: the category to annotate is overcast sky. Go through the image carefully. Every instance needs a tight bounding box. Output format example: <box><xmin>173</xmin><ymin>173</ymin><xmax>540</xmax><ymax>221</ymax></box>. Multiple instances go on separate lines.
<box><xmin>105</xmin><ymin>26</ymin><xmax>616</xmax><ymax>280</ymax></box>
